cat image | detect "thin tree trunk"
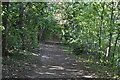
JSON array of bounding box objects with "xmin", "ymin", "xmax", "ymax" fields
[
  {"xmin": 19, "ymin": 3, "xmax": 25, "ymax": 50},
  {"xmin": 108, "ymin": 2, "xmax": 114, "ymax": 60},
  {"xmin": 108, "ymin": 32, "xmax": 113, "ymax": 58},
  {"xmin": 18, "ymin": 3, "xmax": 30, "ymax": 50},
  {"xmin": 112, "ymin": 32, "xmax": 120, "ymax": 65},
  {"xmin": 2, "ymin": 2, "xmax": 9, "ymax": 56},
  {"xmin": 38, "ymin": 27, "xmax": 45, "ymax": 43},
  {"xmin": 18, "ymin": 3, "xmax": 29, "ymax": 50},
  {"xmin": 98, "ymin": 3, "xmax": 104, "ymax": 60},
  {"xmin": 98, "ymin": 26, "xmax": 102, "ymax": 60}
]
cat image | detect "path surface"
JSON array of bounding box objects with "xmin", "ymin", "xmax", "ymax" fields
[
  {"xmin": 3, "ymin": 42, "xmax": 99, "ymax": 78},
  {"xmin": 27, "ymin": 43, "xmax": 97, "ymax": 78}
]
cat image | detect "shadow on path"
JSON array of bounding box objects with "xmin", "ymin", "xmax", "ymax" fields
[
  {"xmin": 3, "ymin": 42, "xmax": 113, "ymax": 79},
  {"xmin": 27, "ymin": 42, "xmax": 97, "ymax": 78}
]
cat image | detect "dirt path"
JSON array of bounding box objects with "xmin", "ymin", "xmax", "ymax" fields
[
  {"xmin": 2, "ymin": 43, "xmax": 117, "ymax": 78},
  {"xmin": 25, "ymin": 43, "xmax": 97, "ymax": 78},
  {"xmin": 3, "ymin": 42, "xmax": 116, "ymax": 79}
]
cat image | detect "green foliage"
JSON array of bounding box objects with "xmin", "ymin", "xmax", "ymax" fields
[
  {"xmin": 72, "ymin": 45, "xmax": 85, "ymax": 55},
  {"xmin": 59, "ymin": 2, "xmax": 120, "ymax": 67},
  {"xmin": 2, "ymin": 2, "xmax": 119, "ymax": 78},
  {"xmin": 0, "ymin": 26, "xmax": 5, "ymax": 30},
  {"xmin": 2, "ymin": 2, "xmax": 120, "ymax": 75},
  {"xmin": 2, "ymin": 2, "xmax": 59, "ymax": 52}
]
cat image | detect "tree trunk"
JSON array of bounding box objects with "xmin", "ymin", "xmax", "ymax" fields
[
  {"xmin": 112, "ymin": 32, "xmax": 120, "ymax": 65},
  {"xmin": 98, "ymin": 3, "xmax": 104, "ymax": 60},
  {"xmin": 108, "ymin": 32, "xmax": 113, "ymax": 58},
  {"xmin": 2, "ymin": 2, "xmax": 10, "ymax": 56},
  {"xmin": 18, "ymin": 3, "xmax": 30, "ymax": 50},
  {"xmin": 38, "ymin": 27, "xmax": 45, "ymax": 43},
  {"xmin": 18, "ymin": 3, "xmax": 25, "ymax": 50},
  {"xmin": 107, "ymin": 2, "xmax": 114, "ymax": 60}
]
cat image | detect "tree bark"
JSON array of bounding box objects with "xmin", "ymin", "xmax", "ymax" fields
[
  {"xmin": 98, "ymin": 3, "xmax": 104, "ymax": 60},
  {"xmin": 18, "ymin": 3, "xmax": 25, "ymax": 50},
  {"xmin": 112, "ymin": 32, "xmax": 120, "ymax": 65},
  {"xmin": 38, "ymin": 27, "xmax": 45, "ymax": 43},
  {"xmin": 108, "ymin": 32, "xmax": 113, "ymax": 58},
  {"xmin": 18, "ymin": 3, "xmax": 29, "ymax": 50},
  {"xmin": 2, "ymin": 2, "xmax": 9, "ymax": 56},
  {"xmin": 108, "ymin": 2, "xmax": 114, "ymax": 60}
]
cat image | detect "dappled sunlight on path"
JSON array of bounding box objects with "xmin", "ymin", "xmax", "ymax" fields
[
  {"xmin": 25, "ymin": 43, "xmax": 98, "ymax": 78},
  {"xmin": 3, "ymin": 43, "xmax": 102, "ymax": 78}
]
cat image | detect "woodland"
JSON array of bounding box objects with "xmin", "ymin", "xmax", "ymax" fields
[{"xmin": 1, "ymin": 2, "xmax": 120, "ymax": 79}]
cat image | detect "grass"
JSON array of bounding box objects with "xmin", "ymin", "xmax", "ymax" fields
[
  {"xmin": 3, "ymin": 50, "xmax": 39, "ymax": 65},
  {"xmin": 63, "ymin": 46, "xmax": 119, "ymax": 79},
  {"xmin": 2, "ymin": 50, "xmax": 40, "ymax": 78},
  {"xmin": 62, "ymin": 46, "xmax": 73, "ymax": 54}
]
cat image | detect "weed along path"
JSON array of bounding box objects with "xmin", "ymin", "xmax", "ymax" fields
[{"xmin": 2, "ymin": 42, "xmax": 117, "ymax": 79}]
